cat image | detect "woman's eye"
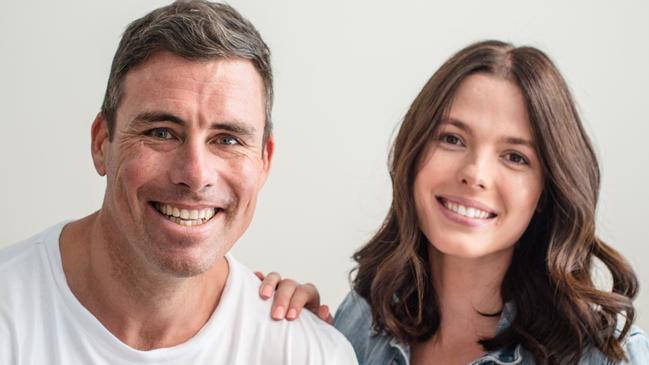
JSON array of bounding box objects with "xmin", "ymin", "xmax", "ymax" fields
[
  {"xmin": 216, "ymin": 136, "xmax": 239, "ymax": 145},
  {"xmin": 147, "ymin": 128, "xmax": 173, "ymax": 140},
  {"xmin": 505, "ymin": 152, "xmax": 529, "ymax": 165},
  {"xmin": 440, "ymin": 133, "xmax": 463, "ymax": 146}
]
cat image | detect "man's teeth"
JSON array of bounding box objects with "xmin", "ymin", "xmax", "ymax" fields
[
  {"xmin": 156, "ymin": 203, "xmax": 217, "ymax": 226},
  {"xmin": 443, "ymin": 201, "xmax": 491, "ymax": 219}
]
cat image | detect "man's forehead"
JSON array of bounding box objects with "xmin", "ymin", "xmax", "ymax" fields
[
  {"xmin": 115, "ymin": 52, "xmax": 266, "ymax": 133},
  {"xmin": 123, "ymin": 51, "xmax": 262, "ymax": 87}
]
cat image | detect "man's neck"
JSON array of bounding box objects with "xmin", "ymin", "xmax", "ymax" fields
[{"xmin": 59, "ymin": 212, "xmax": 229, "ymax": 350}]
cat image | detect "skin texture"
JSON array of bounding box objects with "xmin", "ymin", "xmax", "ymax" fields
[
  {"xmin": 60, "ymin": 52, "xmax": 273, "ymax": 350},
  {"xmin": 409, "ymin": 74, "xmax": 543, "ymax": 364}
]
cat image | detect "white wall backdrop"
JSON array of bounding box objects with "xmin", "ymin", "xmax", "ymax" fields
[{"xmin": 1, "ymin": 0, "xmax": 648, "ymax": 329}]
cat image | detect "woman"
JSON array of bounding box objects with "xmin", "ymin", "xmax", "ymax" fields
[{"xmin": 259, "ymin": 40, "xmax": 649, "ymax": 364}]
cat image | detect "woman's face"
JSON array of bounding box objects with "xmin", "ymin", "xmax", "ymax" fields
[{"xmin": 413, "ymin": 74, "xmax": 544, "ymax": 261}]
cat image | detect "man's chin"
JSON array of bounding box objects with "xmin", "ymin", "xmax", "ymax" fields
[
  {"xmin": 153, "ymin": 253, "xmax": 219, "ymax": 278},
  {"xmin": 145, "ymin": 240, "xmax": 225, "ymax": 278}
]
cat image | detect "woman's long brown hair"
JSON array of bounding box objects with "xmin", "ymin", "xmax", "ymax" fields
[{"xmin": 352, "ymin": 40, "xmax": 638, "ymax": 364}]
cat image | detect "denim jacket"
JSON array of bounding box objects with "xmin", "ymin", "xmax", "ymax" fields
[{"xmin": 334, "ymin": 291, "xmax": 649, "ymax": 365}]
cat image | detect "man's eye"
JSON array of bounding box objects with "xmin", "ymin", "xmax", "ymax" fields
[
  {"xmin": 216, "ymin": 136, "xmax": 239, "ymax": 145},
  {"xmin": 147, "ymin": 128, "xmax": 173, "ymax": 140},
  {"xmin": 505, "ymin": 152, "xmax": 529, "ymax": 165}
]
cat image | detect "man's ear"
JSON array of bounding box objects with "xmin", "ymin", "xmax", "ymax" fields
[
  {"xmin": 91, "ymin": 113, "xmax": 110, "ymax": 176},
  {"xmin": 259, "ymin": 135, "xmax": 274, "ymax": 187}
]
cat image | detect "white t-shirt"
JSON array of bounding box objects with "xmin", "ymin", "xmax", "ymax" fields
[{"xmin": 0, "ymin": 222, "xmax": 358, "ymax": 365}]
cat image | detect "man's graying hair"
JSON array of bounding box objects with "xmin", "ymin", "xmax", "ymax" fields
[{"xmin": 101, "ymin": 0, "xmax": 273, "ymax": 142}]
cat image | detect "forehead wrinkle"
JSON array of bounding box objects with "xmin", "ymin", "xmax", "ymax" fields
[{"xmin": 122, "ymin": 54, "xmax": 265, "ymax": 140}]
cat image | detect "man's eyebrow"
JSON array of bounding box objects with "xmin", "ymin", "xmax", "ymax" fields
[
  {"xmin": 211, "ymin": 121, "xmax": 256, "ymax": 137},
  {"xmin": 440, "ymin": 117, "xmax": 536, "ymax": 149},
  {"xmin": 131, "ymin": 111, "xmax": 256, "ymax": 136},
  {"xmin": 131, "ymin": 111, "xmax": 186, "ymax": 126}
]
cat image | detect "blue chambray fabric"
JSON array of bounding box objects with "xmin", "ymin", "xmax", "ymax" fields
[{"xmin": 334, "ymin": 291, "xmax": 649, "ymax": 365}]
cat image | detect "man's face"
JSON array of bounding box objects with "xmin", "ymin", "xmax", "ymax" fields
[{"xmin": 91, "ymin": 51, "xmax": 272, "ymax": 277}]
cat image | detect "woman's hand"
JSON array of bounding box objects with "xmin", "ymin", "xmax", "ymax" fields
[{"xmin": 255, "ymin": 271, "xmax": 333, "ymax": 323}]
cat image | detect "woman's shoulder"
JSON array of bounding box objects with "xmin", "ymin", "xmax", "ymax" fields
[
  {"xmin": 617, "ymin": 325, "xmax": 649, "ymax": 364},
  {"xmin": 334, "ymin": 291, "xmax": 373, "ymax": 329},
  {"xmin": 333, "ymin": 290, "xmax": 375, "ymax": 357},
  {"xmin": 334, "ymin": 290, "xmax": 408, "ymax": 364},
  {"xmin": 580, "ymin": 325, "xmax": 649, "ymax": 364}
]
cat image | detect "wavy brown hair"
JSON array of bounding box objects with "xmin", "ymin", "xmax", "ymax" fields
[{"xmin": 352, "ymin": 40, "xmax": 638, "ymax": 364}]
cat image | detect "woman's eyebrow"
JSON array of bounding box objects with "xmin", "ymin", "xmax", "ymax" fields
[
  {"xmin": 442, "ymin": 117, "xmax": 536, "ymax": 149},
  {"xmin": 440, "ymin": 117, "xmax": 472, "ymax": 134},
  {"xmin": 501, "ymin": 136, "xmax": 536, "ymax": 149}
]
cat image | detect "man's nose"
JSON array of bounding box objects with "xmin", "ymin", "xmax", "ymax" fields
[
  {"xmin": 170, "ymin": 140, "xmax": 216, "ymax": 192},
  {"xmin": 457, "ymin": 151, "xmax": 491, "ymax": 190}
]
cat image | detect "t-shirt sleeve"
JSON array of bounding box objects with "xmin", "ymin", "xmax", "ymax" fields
[
  {"xmin": 291, "ymin": 312, "xmax": 359, "ymax": 365},
  {"xmin": 328, "ymin": 336, "xmax": 359, "ymax": 365},
  {"xmin": 0, "ymin": 314, "xmax": 15, "ymax": 364}
]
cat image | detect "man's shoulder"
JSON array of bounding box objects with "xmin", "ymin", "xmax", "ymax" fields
[
  {"xmin": 0, "ymin": 223, "xmax": 64, "ymax": 352},
  {"xmin": 224, "ymin": 256, "xmax": 358, "ymax": 364},
  {"xmin": 1, "ymin": 221, "xmax": 67, "ymax": 261},
  {"xmin": 0, "ymin": 226, "xmax": 53, "ymax": 275},
  {"xmin": 0, "ymin": 224, "xmax": 65, "ymax": 311},
  {"xmin": 1, "ymin": 234, "xmax": 39, "ymax": 262},
  {"xmin": 227, "ymin": 256, "xmax": 352, "ymax": 341}
]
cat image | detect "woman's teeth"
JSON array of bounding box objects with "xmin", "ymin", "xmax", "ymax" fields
[
  {"xmin": 155, "ymin": 203, "xmax": 217, "ymax": 226},
  {"xmin": 443, "ymin": 200, "xmax": 492, "ymax": 219}
]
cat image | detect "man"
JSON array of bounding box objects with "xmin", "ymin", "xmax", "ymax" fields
[{"xmin": 0, "ymin": 1, "xmax": 357, "ymax": 363}]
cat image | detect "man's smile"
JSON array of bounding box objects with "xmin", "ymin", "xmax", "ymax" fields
[{"xmin": 151, "ymin": 202, "xmax": 223, "ymax": 227}]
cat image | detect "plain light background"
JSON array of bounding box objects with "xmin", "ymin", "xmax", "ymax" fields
[{"xmin": 1, "ymin": 0, "xmax": 648, "ymax": 329}]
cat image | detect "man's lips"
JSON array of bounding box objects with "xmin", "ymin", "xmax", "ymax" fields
[{"xmin": 150, "ymin": 202, "xmax": 223, "ymax": 227}]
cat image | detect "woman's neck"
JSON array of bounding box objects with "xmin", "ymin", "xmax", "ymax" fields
[
  {"xmin": 429, "ymin": 246, "xmax": 513, "ymax": 323},
  {"xmin": 409, "ymin": 245, "xmax": 514, "ymax": 365}
]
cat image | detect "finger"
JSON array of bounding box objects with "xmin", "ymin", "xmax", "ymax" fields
[
  {"xmin": 270, "ymin": 278, "xmax": 298, "ymax": 320},
  {"xmin": 286, "ymin": 283, "xmax": 320, "ymax": 321},
  {"xmin": 259, "ymin": 272, "xmax": 282, "ymax": 299},
  {"xmin": 254, "ymin": 271, "xmax": 265, "ymax": 281},
  {"xmin": 318, "ymin": 305, "xmax": 334, "ymax": 325}
]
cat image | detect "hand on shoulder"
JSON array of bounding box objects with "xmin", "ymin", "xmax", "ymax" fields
[{"xmin": 255, "ymin": 271, "xmax": 332, "ymax": 323}]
